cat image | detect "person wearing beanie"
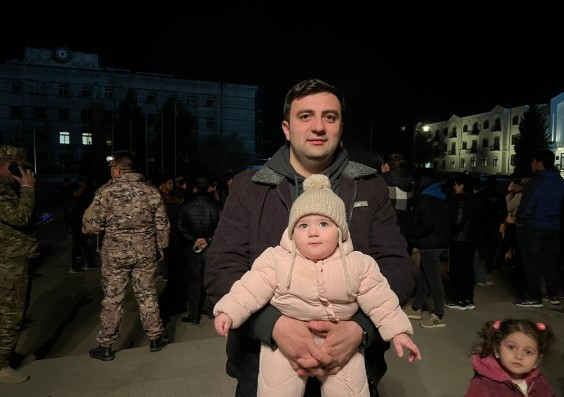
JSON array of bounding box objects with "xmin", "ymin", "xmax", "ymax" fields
[
  {"xmin": 206, "ymin": 78, "xmax": 415, "ymax": 397},
  {"xmin": 213, "ymin": 174, "xmax": 420, "ymax": 397}
]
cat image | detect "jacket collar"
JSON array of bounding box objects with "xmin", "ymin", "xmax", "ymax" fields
[
  {"xmin": 472, "ymin": 354, "xmax": 542, "ymax": 386},
  {"xmin": 252, "ymin": 161, "xmax": 376, "ymax": 186}
]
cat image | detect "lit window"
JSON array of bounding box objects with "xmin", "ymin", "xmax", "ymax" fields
[
  {"xmin": 59, "ymin": 131, "xmax": 70, "ymax": 144},
  {"xmin": 82, "ymin": 132, "xmax": 93, "ymax": 145},
  {"xmin": 106, "ymin": 140, "xmax": 112, "ymax": 147}
]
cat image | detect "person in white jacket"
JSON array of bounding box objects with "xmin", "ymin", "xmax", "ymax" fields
[{"xmin": 214, "ymin": 174, "xmax": 421, "ymax": 397}]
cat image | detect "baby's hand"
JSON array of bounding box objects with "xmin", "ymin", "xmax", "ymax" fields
[
  {"xmin": 214, "ymin": 313, "xmax": 233, "ymax": 337},
  {"xmin": 392, "ymin": 333, "xmax": 422, "ymax": 363}
]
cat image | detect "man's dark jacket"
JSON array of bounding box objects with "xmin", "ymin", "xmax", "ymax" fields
[{"xmin": 204, "ymin": 147, "xmax": 414, "ymax": 394}]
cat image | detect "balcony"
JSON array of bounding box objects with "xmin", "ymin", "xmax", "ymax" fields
[{"xmin": 470, "ymin": 128, "xmax": 480, "ymax": 135}]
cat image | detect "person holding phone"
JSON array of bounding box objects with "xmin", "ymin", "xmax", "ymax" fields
[{"xmin": 0, "ymin": 145, "xmax": 37, "ymax": 384}]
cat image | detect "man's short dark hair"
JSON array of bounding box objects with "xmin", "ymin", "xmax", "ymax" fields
[
  {"xmin": 111, "ymin": 150, "xmax": 136, "ymax": 171},
  {"xmin": 283, "ymin": 78, "xmax": 345, "ymax": 122},
  {"xmin": 533, "ymin": 149, "xmax": 555, "ymax": 169},
  {"xmin": 485, "ymin": 176, "xmax": 497, "ymax": 190},
  {"xmin": 196, "ymin": 176, "xmax": 211, "ymax": 192},
  {"xmin": 383, "ymin": 153, "xmax": 406, "ymax": 170}
]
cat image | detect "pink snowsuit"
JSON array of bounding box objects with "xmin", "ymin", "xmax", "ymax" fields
[{"xmin": 214, "ymin": 229, "xmax": 413, "ymax": 397}]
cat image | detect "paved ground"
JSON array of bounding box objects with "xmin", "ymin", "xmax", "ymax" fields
[{"xmin": 2, "ymin": 211, "xmax": 563, "ymax": 396}]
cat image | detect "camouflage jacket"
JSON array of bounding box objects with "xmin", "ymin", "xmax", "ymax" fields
[
  {"xmin": 82, "ymin": 173, "xmax": 170, "ymax": 253},
  {"xmin": 0, "ymin": 174, "xmax": 38, "ymax": 262}
]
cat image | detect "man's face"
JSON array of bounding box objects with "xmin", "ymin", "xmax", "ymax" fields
[
  {"xmin": 282, "ymin": 92, "xmax": 343, "ymax": 174},
  {"xmin": 0, "ymin": 161, "xmax": 11, "ymax": 178},
  {"xmin": 531, "ymin": 159, "xmax": 543, "ymax": 173},
  {"xmin": 109, "ymin": 161, "xmax": 121, "ymax": 178},
  {"xmin": 161, "ymin": 180, "xmax": 174, "ymax": 193}
]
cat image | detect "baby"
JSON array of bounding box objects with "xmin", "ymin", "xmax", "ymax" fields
[{"xmin": 214, "ymin": 174, "xmax": 421, "ymax": 397}]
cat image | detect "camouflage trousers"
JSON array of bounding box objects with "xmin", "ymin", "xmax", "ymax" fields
[
  {"xmin": 97, "ymin": 257, "xmax": 163, "ymax": 346},
  {"xmin": 0, "ymin": 261, "xmax": 28, "ymax": 369}
]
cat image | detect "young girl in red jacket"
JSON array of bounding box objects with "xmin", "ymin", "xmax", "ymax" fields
[{"xmin": 466, "ymin": 318, "xmax": 555, "ymax": 396}]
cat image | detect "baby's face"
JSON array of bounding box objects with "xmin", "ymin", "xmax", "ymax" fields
[{"xmin": 293, "ymin": 214, "xmax": 339, "ymax": 261}]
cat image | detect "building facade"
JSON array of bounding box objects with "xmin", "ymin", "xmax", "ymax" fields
[
  {"xmin": 0, "ymin": 47, "xmax": 261, "ymax": 179},
  {"xmin": 549, "ymin": 91, "xmax": 564, "ymax": 171},
  {"xmin": 423, "ymin": 104, "xmax": 549, "ymax": 175}
]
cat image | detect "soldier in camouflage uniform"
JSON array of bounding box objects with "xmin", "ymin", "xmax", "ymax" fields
[
  {"xmin": 82, "ymin": 151, "xmax": 170, "ymax": 361},
  {"xmin": 0, "ymin": 145, "xmax": 37, "ymax": 384}
]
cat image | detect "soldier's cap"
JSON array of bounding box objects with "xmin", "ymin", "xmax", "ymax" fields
[{"xmin": 0, "ymin": 145, "xmax": 33, "ymax": 167}]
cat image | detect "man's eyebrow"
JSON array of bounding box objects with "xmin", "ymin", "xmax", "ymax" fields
[
  {"xmin": 294, "ymin": 109, "xmax": 340, "ymax": 116},
  {"xmin": 322, "ymin": 109, "xmax": 340, "ymax": 117}
]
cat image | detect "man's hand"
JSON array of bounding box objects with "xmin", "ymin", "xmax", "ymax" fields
[
  {"xmin": 13, "ymin": 167, "xmax": 35, "ymax": 188},
  {"xmin": 157, "ymin": 249, "xmax": 165, "ymax": 262},
  {"xmin": 309, "ymin": 320, "xmax": 363, "ymax": 375},
  {"xmin": 272, "ymin": 316, "xmax": 330, "ymax": 377},
  {"xmin": 392, "ymin": 333, "xmax": 422, "ymax": 363},
  {"xmin": 195, "ymin": 238, "xmax": 208, "ymax": 250}
]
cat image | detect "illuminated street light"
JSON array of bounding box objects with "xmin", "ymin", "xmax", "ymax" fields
[{"xmin": 413, "ymin": 122, "xmax": 430, "ymax": 167}]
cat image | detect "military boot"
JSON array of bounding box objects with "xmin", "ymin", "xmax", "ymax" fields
[
  {"xmin": 0, "ymin": 366, "xmax": 29, "ymax": 384},
  {"xmin": 89, "ymin": 345, "xmax": 115, "ymax": 361},
  {"xmin": 149, "ymin": 337, "xmax": 168, "ymax": 352}
]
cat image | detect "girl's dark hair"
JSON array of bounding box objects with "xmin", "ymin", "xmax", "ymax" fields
[
  {"xmin": 472, "ymin": 319, "xmax": 555, "ymax": 358},
  {"xmin": 283, "ymin": 79, "xmax": 345, "ymax": 122}
]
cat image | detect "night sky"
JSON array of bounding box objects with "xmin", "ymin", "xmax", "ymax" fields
[{"xmin": 3, "ymin": 7, "xmax": 563, "ymax": 156}]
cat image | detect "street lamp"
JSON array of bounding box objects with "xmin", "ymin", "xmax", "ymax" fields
[{"xmin": 413, "ymin": 122, "xmax": 430, "ymax": 167}]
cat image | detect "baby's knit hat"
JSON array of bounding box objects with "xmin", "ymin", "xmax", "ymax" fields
[
  {"xmin": 286, "ymin": 174, "xmax": 352, "ymax": 294},
  {"xmin": 288, "ymin": 174, "xmax": 348, "ymax": 241}
]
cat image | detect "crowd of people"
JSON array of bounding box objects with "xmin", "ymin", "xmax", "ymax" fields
[{"xmin": 1, "ymin": 78, "xmax": 562, "ymax": 396}]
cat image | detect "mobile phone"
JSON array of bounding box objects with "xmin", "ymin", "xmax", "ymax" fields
[
  {"xmin": 8, "ymin": 161, "xmax": 22, "ymax": 177},
  {"xmin": 35, "ymin": 213, "xmax": 54, "ymax": 226}
]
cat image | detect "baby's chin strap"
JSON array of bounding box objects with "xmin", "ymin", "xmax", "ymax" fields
[
  {"xmin": 286, "ymin": 238, "xmax": 297, "ymax": 289},
  {"xmin": 339, "ymin": 229, "xmax": 352, "ymax": 295}
]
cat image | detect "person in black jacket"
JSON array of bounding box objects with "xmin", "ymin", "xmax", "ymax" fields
[
  {"xmin": 405, "ymin": 170, "xmax": 450, "ymax": 328},
  {"xmin": 63, "ymin": 182, "xmax": 92, "ymax": 273},
  {"xmin": 177, "ymin": 176, "xmax": 221, "ymax": 324},
  {"xmin": 446, "ymin": 174, "xmax": 481, "ymax": 311},
  {"xmin": 381, "ymin": 153, "xmax": 414, "ymax": 252},
  {"xmin": 475, "ymin": 176, "xmax": 506, "ymax": 272}
]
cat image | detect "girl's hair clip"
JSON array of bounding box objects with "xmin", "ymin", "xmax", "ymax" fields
[
  {"xmin": 536, "ymin": 322, "xmax": 546, "ymax": 331},
  {"xmin": 492, "ymin": 320, "xmax": 501, "ymax": 329}
]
